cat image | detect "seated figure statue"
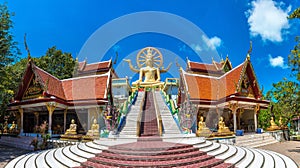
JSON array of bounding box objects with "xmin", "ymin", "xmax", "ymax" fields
[
  {"xmin": 267, "ymin": 117, "xmax": 280, "ymax": 131},
  {"xmin": 218, "ymin": 117, "xmax": 231, "ymax": 133},
  {"xmin": 86, "ymin": 119, "xmax": 100, "ymax": 137},
  {"xmin": 9, "ymin": 121, "xmax": 16, "ymax": 131},
  {"xmin": 3, "ymin": 120, "xmax": 8, "ymax": 133},
  {"xmin": 65, "ymin": 119, "xmax": 77, "ymax": 135},
  {"xmin": 198, "ymin": 116, "xmax": 206, "ymax": 131},
  {"xmin": 196, "ymin": 116, "xmax": 211, "ymax": 137}
]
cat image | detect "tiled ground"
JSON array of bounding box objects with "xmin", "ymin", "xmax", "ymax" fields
[{"xmin": 0, "ymin": 144, "xmax": 30, "ymax": 168}]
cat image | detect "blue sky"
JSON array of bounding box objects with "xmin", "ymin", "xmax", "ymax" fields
[{"xmin": 3, "ymin": 0, "xmax": 300, "ymax": 93}]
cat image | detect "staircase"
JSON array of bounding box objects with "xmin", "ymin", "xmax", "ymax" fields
[
  {"xmin": 235, "ymin": 132, "xmax": 278, "ymax": 148},
  {"xmin": 119, "ymin": 92, "xmax": 145, "ymax": 137},
  {"xmin": 154, "ymin": 91, "xmax": 181, "ymax": 136},
  {"xmin": 140, "ymin": 91, "xmax": 159, "ymax": 137},
  {"xmin": 80, "ymin": 138, "xmax": 233, "ymax": 168},
  {"xmin": 5, "ymin": 136, "xmax": 298, "ymax": 168}
]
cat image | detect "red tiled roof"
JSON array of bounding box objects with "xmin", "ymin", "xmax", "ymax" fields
[
  {"xmin": 184, "ymin": 61, "xmax": 245, "ymax": 101},
  {"xmin": 32, "ymin": 65, "xmax": 66, "ymax": 100},
  {"xmin": 13, "ymin": 61, "xmax": 110, "ymax": 105},
  {"xmin": 79, "ymin": 61, "xmax": 111, "ymax": 72},
  {"xmin": 62, "ymin": 75, "xmax": 108, "ymax": 101},
  {"xmin": 189, "ymin": 62, "xmax": 219, "ymax": 72}
]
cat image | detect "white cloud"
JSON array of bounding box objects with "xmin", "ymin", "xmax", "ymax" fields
[
  {"xmin": 191, "ymin": 44, "xmax": 202, "ymax": 52},
  {"xmin": 246, "ymin": 0, "xmax": 291, "ymax": 42},
  {"xmin": 190, "ymin": 36, "xmax": 222, "ymax": 53},
  {"xmin": 269, "ymin": 55, "xmax": 288, "ymax": 69}
]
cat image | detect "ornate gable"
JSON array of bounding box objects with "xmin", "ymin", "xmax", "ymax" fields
[
  {"xmin": 22, "ymin": 74, "xmax": 44, "ymax": 100},
  {"xmin": 237, "ymin": 60, "xmax": 261, "ymax": 99}
]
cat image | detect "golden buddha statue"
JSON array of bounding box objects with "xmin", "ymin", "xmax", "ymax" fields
[
  {"xmin": 86, "ymin": 119, "xmax": 100, "ymax": 137},
  {"xmin": 218, "ymin": 117, "xmax": 231, "ymax": 133},
  {"xmin": 267, "ymin": 117, "xmax": 280, "ymax": 131},
  {"xmin": 196, "ymin": 116, "xmax": 212, "ymax": 137},
  {"xmin": 65, "ymin": 119, "xmax": 77, "ymax": 135},
  {"xmin": 9, "ymin": 121, "xmax": 16, "ymax": 131},
  {"xmin": 124, "ymin": 47, "xmax": 171, "ymax": 89},
  {"xmin": 278, "ymin": 116, "xmax": 283, "ymax": 127}
]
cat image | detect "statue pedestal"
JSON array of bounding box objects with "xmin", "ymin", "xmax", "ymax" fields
[
  {"xmin": 196, "ymin": 128, "xmax": 212, "ymax": 137},
  {"xmin": 132, "ymin": 82, "xmax": 164, "ymax": 92},
  {"xmin": 60, "ymin": 134, "xmax": 82, "ymax": 141}
]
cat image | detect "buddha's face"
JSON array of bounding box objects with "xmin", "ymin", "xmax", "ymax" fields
[
  {"xmin": 93, "ymin": 119, "xmax": 97, "ymax": 124},
  {"xmin": 71, "ymin": 119, "xmax": 75, "ymax": 124}
]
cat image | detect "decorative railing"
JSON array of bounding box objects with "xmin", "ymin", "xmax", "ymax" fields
[
  {"xmin": 116, "ymin": 91, "xmax": 138, "ymax": 133},
  {"xmin": 152, "ymin": 91, "xmax": 163, "ymax": 136},
  {"xmin": 136, "ymin": 91, "xmax": 146, "ymax": 137},
  {"xmin": 161, "ymin": 91, "xmax": 178, "ymax": 115}
]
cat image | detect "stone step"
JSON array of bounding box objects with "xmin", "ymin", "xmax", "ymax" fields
[
  {"xmin": 85, "ymin": 154, "xmax": 215, "ymax": 167},
  {"xmin": 97, "ymin": 150, "xmax": 206, "ymax": 161},
  {"xmin": 224, "ymin": 146, "xmax": 246, "ymax": 164},
  {"xmin": 45, "ymin": 148, "xmax": 67, "ymax": 167}
]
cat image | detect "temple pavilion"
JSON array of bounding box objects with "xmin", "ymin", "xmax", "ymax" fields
[
  {"xmin": 178, "ymin": 54, "xmax": 270, "ymax": 133},
  {"xmin": 7, "ymin": 59, "xmax": 117, "ymax": 135}
]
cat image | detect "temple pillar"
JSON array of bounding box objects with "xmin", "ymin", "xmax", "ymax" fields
[
  {"xmin": 238, "ymin": 108, "xmax": 244, "ymax": 130},
  {"xmin": 46, "ymin": 102, "xmax": 57, "ymax": 135},
  {"xmin": 229, "ymin": 102, "xmax": 239, "ymax": 133},
  {"xmin": 254, "ymin": 104, "xmax": 260, "ymax": 132},
  {"xmin": 33, "ymin": 112, "xmax": 39, "ymax": 126},
  {"xmin": 18, "ymin": 107, "xmax": 24, "ymax": 134},
  {"xmin": 63, "ymin": 108, "xmax": 68, "ymax": 133}
]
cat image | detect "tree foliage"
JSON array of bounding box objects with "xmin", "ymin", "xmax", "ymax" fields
[
  {"xmin": 35, "ymin": 46, "xmax": 76, "ymax": 80},
  {"xmin": 265, "ymin": 79, "xmax": 299, "ymax": 125},
  {"xmin": 288, "ymin": 7, "xmax": 300, "ymax": 19},
  {"xmin": 0, "ymin": 3, "xmax": 19, "ymax": 122}
]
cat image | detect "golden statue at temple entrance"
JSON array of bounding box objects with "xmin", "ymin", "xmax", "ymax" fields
[
  {"xmin": 65, "ymin": 119, "xmax": 77, "ymax": 135},
  {"xmin": 124, "ymin": 47, "xmax": 171, "ymax": 89},
  {"xmin": 266, "ymin": 117, "xmax": 280, "ymax": 131},
  {"xmin": 196, "ymin": 116, "xmax": 212, "ymax": 137},
  {"xmin": 212, "ymin": 116, "xmax": 233, "ymax": 137},
  {"xmin": 86, "ymin": 119, "xmax": 100, "ymax": 137}
]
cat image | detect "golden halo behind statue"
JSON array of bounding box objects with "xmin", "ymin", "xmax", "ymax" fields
[{"xmin": 136, "ymin": 47, "xmax": 163, "ymax": 68}]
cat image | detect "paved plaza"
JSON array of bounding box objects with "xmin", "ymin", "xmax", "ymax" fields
[
  {"xmin": 0, "ymin": 144, "xmax": 30, "ymax": 168},
  {"xmin": 0, "ymin": 140, "xmax": 299, "ymax": 168}
]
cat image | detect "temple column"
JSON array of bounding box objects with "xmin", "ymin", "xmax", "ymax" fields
[
  {"xmin": 229, "ymin": 102, "xmax": 239, "ymax": 133},
  {"xmin": 254, "ymin": 104, "xmax": 260, "ymax": 132},
  {"xmin": 238, "ymin": 108, "xmax": 244, "ymax": 130},
  {"xmin": 34, "ymin": 112, "xmax": 39, "ymax": 126},
  {"xmin": 63, "ymin": 108, "xmax": 68, "ymax": 133},
  {"xmin": 46, "ymin": 102, "xmax": 57, "ymax": 135},
  {"xmin": 18, "ymin": 107, "xmax": 24, "ymax": 134}
]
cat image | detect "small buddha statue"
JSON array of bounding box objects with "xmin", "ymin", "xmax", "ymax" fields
[
  {"xmin": 9, "ymin": 121, "xmax": 16, "ymax": 131},
  {"xmin": 278, "ymin": 117, "xmax": 283, "ymax": 127},
  {"xmin": 3, "ymin": 120, "xmax": 8, "ymax": 133},
  {"xmin": 218, "ymin": 117, "xmax": 230, "ymax": 133},
  {"xmin": 267, "ymin": 117, "xmax": 280, "ymax": 131},
  {"xmin": 198, "ymin": 116, "xmax": 206, "ymax": 131},
  {"xmin": 196, "ymin": 116, "xmax": 212, "ymax": 137},
  {"xmin": 87, "ymin": 119, "xmax": 100, "ymax": 137},
  {"xmin": 65, "ymin": 119, "xmax": 77, "ymax": 135}
]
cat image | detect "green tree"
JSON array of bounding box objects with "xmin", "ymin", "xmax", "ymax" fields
[
  {"xmin": 0, "ymin": 3, "xmax": 19, "ymax": 123},
  {"xmin": 35, "ymin": 46, "xmax": 76, "ymax": 80},
  {"xmin": 265, "ymin": 79, "xmax": 299, "ymax": 126},
  {"xmin": 288, "ymin": 7, "xmax": 300, "ymax": 80}
]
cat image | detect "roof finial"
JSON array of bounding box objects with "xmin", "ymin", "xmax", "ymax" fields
[
  {"xmin": 24, "ymin": 33, "xmax": 31, "ymax": 61},
  {"xmin": 247, "ymin": 41, "xmax": 252, "ymax": 60}
]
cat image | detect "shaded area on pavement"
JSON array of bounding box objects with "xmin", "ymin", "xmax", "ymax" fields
[{"xmin": 0, "ymin": 144, "xmax": 30, "ymax": 168}]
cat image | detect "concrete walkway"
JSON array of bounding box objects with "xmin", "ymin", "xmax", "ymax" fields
[
  {"xmin": 0, "ymin": 144, "xmax": 30, "ymax": 168},
  {"xmin": 258, "ymin": 141, "xmax": 300, "ymax": 167}
]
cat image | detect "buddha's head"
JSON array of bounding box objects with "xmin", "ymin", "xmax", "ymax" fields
[
  {"xmin": 145, "ymin": 48, "xmax": 154, "ymax": 67},
  {"xmin": 200, "ymin": 116, "xmax": 204, "ymax": 121},
  {"xmin": 93, "ymin": 119, "xmax": 97, "ymax": 124},
  {"xmin": 71, "ymin": 119, "xmax": 75, "ymax": 124}
]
